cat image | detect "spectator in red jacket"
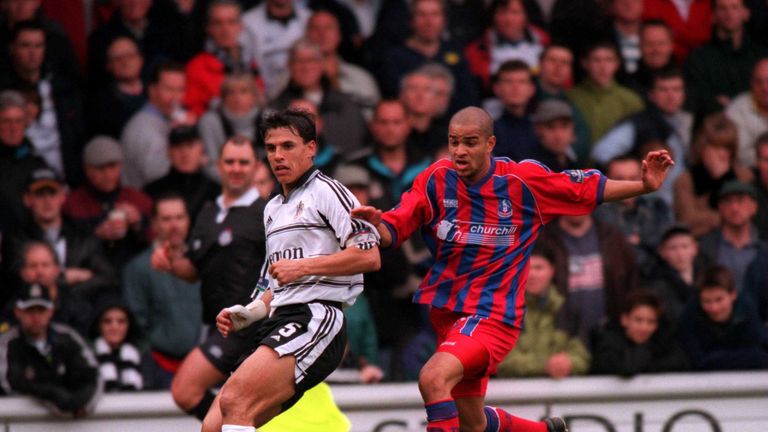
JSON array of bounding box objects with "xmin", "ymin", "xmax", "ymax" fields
[
  {"xmin": 642, "ymin": 0, "xmax": 712, "ymax": 62},
  {"xmin": 184, "ymin": 0, "xmax": 261, "ymax": 117}
]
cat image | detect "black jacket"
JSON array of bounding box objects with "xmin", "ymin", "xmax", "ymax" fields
[{"xmin": 0, "ymin": 322, "xmax": 101, "ymax": 413}]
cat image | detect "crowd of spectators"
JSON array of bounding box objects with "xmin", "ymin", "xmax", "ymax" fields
[{"xmin": 0, "ymin": 0, "xmax": 767, "ymax": 417}]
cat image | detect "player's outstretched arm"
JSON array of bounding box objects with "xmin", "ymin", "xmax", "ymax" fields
[
  {"xmin": 603, "ymin": 150, "xmax": 675, "ymax": 202},
  {"xmin": 269, "ymin": 244, "xmax": 381, "ymax": 286},
  {"xmin": 351, "ymin": 206, "xmax": 392, "ymax": 247}
]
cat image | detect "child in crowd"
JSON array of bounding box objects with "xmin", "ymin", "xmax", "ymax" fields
[
  {"xmin": 677, "ymin": 266, "xmax": 768, "ymax": 371},
  {"xmin": 496, "ymin": 245, "xmax": 590, "ymax": 378},
  {"xmin": 90, "ymin": 303, "xmax": 143, "ymax": 392},
  {"xmin": 592, "ymin": 290, "xmax": 688, "ymax": 376}
]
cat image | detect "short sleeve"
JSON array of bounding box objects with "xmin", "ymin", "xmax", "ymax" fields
[
  {"xmin": 381, "ymin": 166, "xmax": 434, "ymax": 249},
  {"xmin": 516, "ymin": 160, "xmax": 607, "ymax": 224},
  {"xmin": 316, "ymin": 179, "xmax": 381, "ymax": 249}
]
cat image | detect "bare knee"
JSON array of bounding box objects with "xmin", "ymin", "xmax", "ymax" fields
[
  {"xmin": 419, "ymin": 366, "xmax": 451, "ymax": 400},
  {"xmin": 171, "ymin": 370, "xmax": 204, "ymax": 411}
]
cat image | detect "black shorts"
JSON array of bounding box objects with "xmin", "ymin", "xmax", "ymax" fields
[
  {"xmin": 252, "ymin": 301, "xmax": 347, "ymax": 410},
  {"xmin": 200, "ymin": 322, "xmax": 262, "ymax": 374}
]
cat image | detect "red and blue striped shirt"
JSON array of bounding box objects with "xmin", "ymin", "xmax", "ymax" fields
[{"xmin": 381, "ymin": 157, "xmax": 606, "ymax": 328}]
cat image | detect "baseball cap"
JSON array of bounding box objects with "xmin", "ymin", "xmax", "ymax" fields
[
  {"xmin": 532, "ymin": 100, "xmax": 573, "ymax": 124},
  {"xmin": 83, "ymin": 135, "xmax": 123, "ymax": 166},
  {"xmin": 169, "ymin": 125, "xmax": 201, "ymax": 147},
  {"xmin": 16, "ymin": 283, "xmax": 53, "ymax": 310},
  {"xmin": 26, "ymin": 167, "xmax": 63, "ymax": 193},
  {"xmin": 334, "ymin": 165, "xmax": 370, "ymax": 188},
  {"xmin": 717, "ymin": 180, "xmax": 757, "ymax": 201}
]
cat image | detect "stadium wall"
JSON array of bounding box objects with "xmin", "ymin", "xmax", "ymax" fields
[{"xmin": 0, "ymin": 371, "xmax": 766, "ymax": 432}]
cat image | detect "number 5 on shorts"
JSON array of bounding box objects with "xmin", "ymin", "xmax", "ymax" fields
[{"xmin": 279, "ymin": 322, "xmax": 302, "ymax": 337}]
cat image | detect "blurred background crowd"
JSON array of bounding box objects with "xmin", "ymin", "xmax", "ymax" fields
[{"xmin": 0, "ymin": 0, "xmax": 767, "ymax": 417}]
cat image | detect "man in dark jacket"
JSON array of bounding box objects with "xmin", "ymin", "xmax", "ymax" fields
[
  {"xmin": 4, "ymin": 167, "xmax": 117, "ymax": 300},
  {"xmin": 0, "ymin": 282, "xmax": 102, "ymax": 416}
]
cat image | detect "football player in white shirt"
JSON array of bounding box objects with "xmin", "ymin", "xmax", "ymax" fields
[{"xmin": 206, "ymin": 109, "xmax": 380, "ymax": 432}]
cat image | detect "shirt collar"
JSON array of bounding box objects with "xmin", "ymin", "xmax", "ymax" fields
[
  {"xmin": 216, "ymin": 187, "xmax": 260, "ymax": 210},
  {"xmin": 280, "ymin": 167, "xmax": 319, "ymax": 203}
]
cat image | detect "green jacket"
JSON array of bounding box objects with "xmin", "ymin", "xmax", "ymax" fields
[
  {"xmin": 496, "ymin": 287, "xmax": 590, "ymax": 377},
  {"xmin": 568, "ymin": 79, "xmax": 644, "ymax": 143}
]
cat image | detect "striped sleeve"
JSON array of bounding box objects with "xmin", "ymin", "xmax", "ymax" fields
[{"xmin": 316, "ymin": 174, "xmax": 380, "ymax": 249}]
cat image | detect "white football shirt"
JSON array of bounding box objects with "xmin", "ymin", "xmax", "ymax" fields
[{"xmin": 259, "ymin": 169, "xmax": 379, "ymax": 307}]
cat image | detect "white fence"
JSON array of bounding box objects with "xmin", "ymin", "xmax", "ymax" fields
[{"xmin": 1, "ymin": 371, "xmax": 767, "ymax": 431}]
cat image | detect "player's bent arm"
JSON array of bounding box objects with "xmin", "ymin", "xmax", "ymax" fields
[
  {"xmin": 351, "ymin": 206, "xmax": 392, "ymax": 248},
  {"xmin": 603, "ymin": 150, "xmax": 674, "ymax": 202},
  {"xmin": 301, "ymin": 245, "xmax": 381, "ymax": 276}
]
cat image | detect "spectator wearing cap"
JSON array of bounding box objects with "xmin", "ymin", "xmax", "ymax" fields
[
  {"xmin": 0, "ymin": 282, "xmax": 102, "ymax": 417},
  {"xmin": 1, "ymin": 20, "xmax": 85, "ymax": 185},
  {"xmin": 673, "ymin": 113, "xmax": 753, "ymax": 237},
  {"xmin": 8, "ymin": 240, "xmax": 102, "ymax": 337},
  {"xmin": 592, "ymin": 69, "xmax": 691, "ymax": 206},
  {"xmin": 697, "ymin": 180, "xmax": 768, "ymax": 294},
  {"xmin": 120, "ymin": 61, "xmax": 192, "ymax": 188},
  {"xmin": 63, "ymin": 136, "xmax": 152, "ymax": 269},
  {"xmin": 533, "ymin": 45, "xmax": 592, "ymax": 163},
  {"xmin": 3, "ymin": 167, "xmax": 117, "ymax": 307},
  {"xmin": 0, "ymin": 89, "xmax": 47, "ymax": 231},
  {"xmin": 530, "ymin": 99, "xmax": 578, "ymax": 172},
  {"xmin": 88, "ymin": 37, "xmax": 147, "ymax": 140},
  {"xmin": 143, "ymin": 126, "xmax": 219, "ymax": 221}
]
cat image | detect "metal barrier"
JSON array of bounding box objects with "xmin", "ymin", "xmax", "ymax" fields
[{"xmin": 1, "ymin": 371, "xmax": 767, "ymax": 431}]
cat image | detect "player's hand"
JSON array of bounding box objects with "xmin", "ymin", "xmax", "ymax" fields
[
  {"xmin": 641, "ymin": 150, "xmax": 674, "ymax": 193},
  {"xmin": 351, "ymin": 206, "xmax": 382, "ymax": 226},
  {"xmin": 545, "ymin": 352, "xmax": 573, "ymax": 379},
  {"xmin": 360, "ymin": 364, "xmax": 384, "ymax": 383},
  {"xmin": 216, "ymin": 308, "xmax": 236, "ymax": 338},
  {"xmin": 151, "ymin": 242, "xmax": 173, "ymax": 272},
  {"xmin": 227, "ymin": 299, "xmax": 268, "ymax": 331},
  {"xmin": 269, "ymin": 260, "xmax": 307, "ymax": 285}
]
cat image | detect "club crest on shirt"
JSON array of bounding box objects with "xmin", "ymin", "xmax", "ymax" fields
[
  {"xmin": 565, "ymin": 169, "xmax": 585, "ymax": 183},
  {"xmin": 218, "ymin": 228, "xmax": 233, "ymax": 246},
  {"xmin": 498, "ymin": 199, "xmax": 513, "ymax": 218},
  {"xmin": 294, "ymin": 201, "xmax": 304, "ymax": 219}
]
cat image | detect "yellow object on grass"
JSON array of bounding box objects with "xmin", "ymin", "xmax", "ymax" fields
[{"xmin": 259, "ymin": 383, "xmax": 350, "ymax": 432}]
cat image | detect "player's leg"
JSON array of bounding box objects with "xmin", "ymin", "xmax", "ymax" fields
[
  {"xmin": 419, "ymin": 351, "xmax": 466, "ymax": 430},
  {"xmin": 201, "ymin": 391, "xmax": 224, "ymax": 432},
  {"xmin": 218, "ymin": 345, "xmax": 296, "ymax": 428},
  {"xmin": 171, "ymin": 347, "xmax": 226, "ymax": 419}
]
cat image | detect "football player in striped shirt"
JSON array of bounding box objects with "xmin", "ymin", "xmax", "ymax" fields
[
  {"xmin": 353, "ymin": 106, "xmax": 674, "ymax": 432},
  {"xmin": 208, "ymin": 109, "xmax": 381, "ymax": 432}
]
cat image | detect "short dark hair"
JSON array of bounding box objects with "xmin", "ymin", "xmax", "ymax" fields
[
  {"xmin": 583, "ymin": 40, "xmax": 619, "ymax": 59},
  {"xmin": 492, "ymin": 59, "xmax": 531, "ymax": 84},
  {"xmin": 539, "ymin": 44, "xmax": 572, "ymax": 62},
  {"xmin": 148, "ymin": 60, "xmax": 185, "ymax": 86},
  {"xmin": 697, "ymin": 265, "xmax": 736, "ymax": 293},
  {"xmin": 207, "ymin": 0, "xmax": 242, "ymax": 23},
  {"xmin": 10, "ymin": 20, "xmax": 45, "ymax": 44},
  {"xmin": 651, "ymin": 68, "xmax": 684, "ymax": 89},
  {"xmin": 621, "ymin": 290, "xmax": 662, "ymax": 316},
  {"xmin": 660, "ymin": 225, "xmax": 695, "ymax": 245},
  {"xmin": 641, "ymin": 18, "xmax": 674, "ymax": 38},
  {"xmin": 531, "ymin": 242, "xmax": 556, "ymax": 266},
  {"xmin": 260, "ymin": 109, "xmax": 317, "ymax": 144},
  {"xmin": 151, "ymin": 192, "xmax": 188, "ymax": 218}
]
